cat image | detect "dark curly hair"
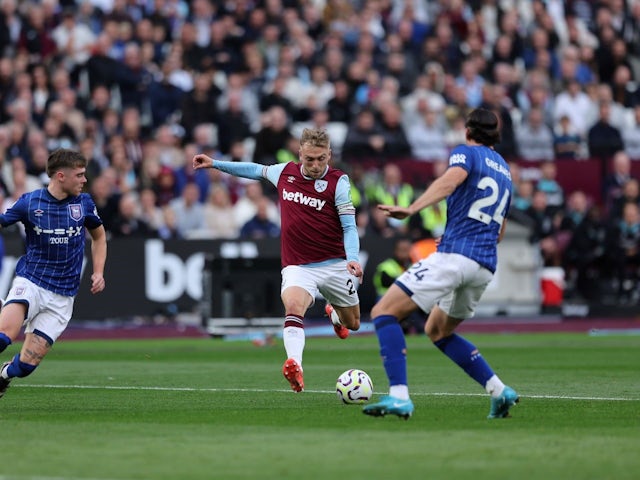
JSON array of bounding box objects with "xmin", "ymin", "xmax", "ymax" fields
[{"xmin": 465, "ymin": 108, "xmax": 501, "ymax": 147}]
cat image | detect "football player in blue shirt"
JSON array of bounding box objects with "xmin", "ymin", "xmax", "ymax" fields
[
  {"xmin": 0, "ymin": 149, "xmax": 107, "ymax": 398},
  {"xmin": 363, "ymin": 108, "xmax": 519, "ymax": 419}
]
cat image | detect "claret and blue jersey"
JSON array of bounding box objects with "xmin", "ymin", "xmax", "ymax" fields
[
  {"xmin": 437, "ymin": 144, "xmax": 512, "ymax": 273},
  {"xmin": 0, "ymin": 189, "xmax": 102, "ymax": 296}
]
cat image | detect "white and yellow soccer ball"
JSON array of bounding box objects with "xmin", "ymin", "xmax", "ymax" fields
[{"xmin": 335, "ymin": 369, "xmax": 374, "ymax": 404}]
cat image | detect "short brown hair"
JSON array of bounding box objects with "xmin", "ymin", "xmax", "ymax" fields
[
  {"xmin": 300, "ymin": 128, "xmax": 330, "ymax": 149},
  {"xmin": 46, "ymin": 149, "xmax": 88, "ymax": 177}
]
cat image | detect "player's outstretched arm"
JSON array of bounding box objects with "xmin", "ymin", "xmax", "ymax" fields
[
  {"xmin": 379, "ymin": 166, "xmax": 468, "ymax": 219},
  {"xmin": 88, "ymin": 225, "xmax": 107, "ymax": 294},
  {"xmin": 193, "ymin": 154, "xmax": 214, "ymax": 170}
]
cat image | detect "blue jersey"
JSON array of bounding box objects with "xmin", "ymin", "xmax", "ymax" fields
[
  {"xmin": 0, "ymin": 189, "xmax": 103, "ymax": 296},
  {"xmin": 437, "ymin": 144, "xmax": 512, "ymax": 273}
]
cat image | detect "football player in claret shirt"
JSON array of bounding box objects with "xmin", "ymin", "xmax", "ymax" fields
[
  {"xmin": 363, "ymin": 108, "xmax": 519, "ymax": 420},
  {"xmin": 0, "ymin": 148, "xmax": 107, "ymax": 398},
  {"xmin": 193, "ymin": 128, "xmax": 363, "ymax": 393}
]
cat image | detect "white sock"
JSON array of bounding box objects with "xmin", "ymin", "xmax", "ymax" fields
[
  {"xmin": 329, "ymin": 308, "xmax": 341, "ymax": 326},
  {"xmin": 485, "ymin": 374, "xmax": 506, "ymax": 398},
  {"xmin": 283, "ymin": 326, "xmax": 305, "ymax": 367},
  {"xmin": 389, "ymin": 385, "xmax": 410, "ymax": 400}
]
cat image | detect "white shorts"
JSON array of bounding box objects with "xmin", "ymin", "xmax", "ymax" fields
[
  {"xmin": 5, "ymin": 277, "xmax": 75, "ymax": 343},
  {"xmin": 396, "ymin": 252, "xmax": 493, "ymax": 320},
  {"xmin": 281, "ymin": 261, "xmax": 360, "ymax": 308}
]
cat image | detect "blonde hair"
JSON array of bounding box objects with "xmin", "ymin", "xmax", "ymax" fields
[{"xmin": 300, "ymin": 128, "xmax": 330, "ymax": 149}]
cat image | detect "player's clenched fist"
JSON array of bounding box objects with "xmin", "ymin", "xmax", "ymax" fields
[{"xmin": 193, "ymin": 154, "xmax": 214, "ymax": 170}]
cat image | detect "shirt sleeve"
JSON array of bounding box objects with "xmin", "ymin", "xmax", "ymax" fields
[
  {"xmin": 213, "ymin": 160, "xmax": 266, "ymax": 180},
  {"xmin": 335, "ymin": 174, "xmax": 359, "ymax": 262},
  {"xmin": 84, "ymin": 195, "xmax": 103, "ymax": 229},
  {"xmin": 0, "ymin": 195, "xmax": 27, "ymax": 227},
  {"xmin": 213, "ymin": 160, "xmax": 288, "ymax": 188}
]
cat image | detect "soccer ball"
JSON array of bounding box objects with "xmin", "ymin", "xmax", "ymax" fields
[{"xmin": 335, "ymin": 369, "xmax": 373, "ymax": 404}]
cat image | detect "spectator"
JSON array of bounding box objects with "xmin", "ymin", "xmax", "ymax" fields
[
  {"xmin": 377, "ymin": 102, "xmax": 412, "ymax": 159},
  {"xmin": 201, "ymin": 185, "xmax": 239, "ymax": 239},
  {"xmin": 587, "ymin": 101, "xmax": 624, "ymax": 161},
  {"xmin": 156, "ymin": 205, "xmax": 183, "ymax": 240},
  {"xmin": 115, "ymin": 42, "xmax": 153, "ymax": 112},
  {"xmin": 232, "ymin": 181, "xmax": 277, "ymax": 231},
  {"xmin": 406, "ymin": 108, "xmax": 448, "ymax": 162},
  {"xmin": 563, "ymin": 204, "xmax": 607, "ymax": 300},
  {"xmin": 455, "ymin": 59, "xmax": 485, "ymax": 108},
  {"xmin": 216, "ymin": 90, "xmax": 253, "ymax": 156},
  {"xmin": 536, "ymin": 161, "xmax": 565, "ymax": 214},
  {"xmin": 622, "ymin": 104, "xmax": 640, "ymax": 160},
  {"xmin": 168, "ymin": 181, "xmax": 205, "ymax": 239},
  {"xmin": 523, "ymin": 189, "xmax": 563, "ymax": 267},
  {"xmin": 239, "ymin": 196, "xmax": 281, "ymax": 239},
  {"xmin": 444, "ymin": 112, "xmax": 467, "ymax": 152},
  {"xmin": 111, "ymin": 191, "xmax": 155, "ymax": 238},
  {"xmin": 366, "ymin": 163, "xmax": 414, "ymax": 233},
  {"xmin": 147, "ymin": 56, "xmax": 187, "ymax": 128},
  {"xmin": 342, "ymin": 108, "xmax": 385, "ymax": 161},
  {"xmin": 515, "ymin": 107, "xmax": 555, "ymax": 161},
  {"xmin": 606, "ymin": 201, "xmax": 640, "ymax": 303},
  {"xmin": 554, "ymin": 114, "xmax": 584, "ymax": 159},
  {"xmin": 553, "ymin": 79, "xmax": 594, "ymax": 136},
  {"xmin": 252, "ymin": 105, "xmax": 292, "ymax": 165},
  {"xmin": 603, "ymin": 150, "xmax": 635, "ymax": 213},
  {"xmin": 155, "ymin": 124, "xmax": 183, "ymax": 168},
  {"xmin": 51, "ymin": 7, "xmax": 97, "ymax": 75},
  {"xmin": 326, "ymin": 78, "xmax": 353, "ymax": 125},
  {"xmin": 259, "ymin": 74, "xmax": 295, "ymax": 117},
  {"xmin": 90, "ymin": 171, "xmax": 121, "ymax": 234},
  {"xmin": 18, "ymin": 3, "xmax": 56, "ymax": 63},
  {"xmin": 173, "ymin": 143, "xmax": 210, "ymax": 202},
  {"xmin": 587, "ymin": 83, "xmax": 628, "ymax": 131},
  {"xmin": 138, "ymin": 187, "xmax": 164, "ymax": 233},
  {"xmin": 610, "ymin": 178, "xmax": 640, "ymax": 221}
]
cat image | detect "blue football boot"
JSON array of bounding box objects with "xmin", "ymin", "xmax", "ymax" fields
[
  {"xmin": 362, "ymin": 395, "xmax": 414, "ymax": 420},
  {"xmin": 487, "ymin": 386, "xmax": 519, "ymax": 418}
]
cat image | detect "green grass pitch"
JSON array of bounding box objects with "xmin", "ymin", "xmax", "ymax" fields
[{"xmin": 0, "ymin": 332, "xmax": 638, "ymax": 480}]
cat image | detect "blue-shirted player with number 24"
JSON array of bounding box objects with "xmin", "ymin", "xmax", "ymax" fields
[{"xmin": 363, "ymin": 108, "xmax": 518, "ymax": 420}]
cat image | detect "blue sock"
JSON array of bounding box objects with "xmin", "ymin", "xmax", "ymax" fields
[
  {"xmin": 0, "ymin": 332, "xmax": 11, "ymax": 353},
  {"xmin": 434, "ymin": 334, "xmax": 495, "ymax": 387},
  {"xmin": 6, "ymin": 354, "xmax": 37, "ymax": 378},
  {"xmin": 373, "ymin": 315, "xmax": 407, "ymax": 386}
]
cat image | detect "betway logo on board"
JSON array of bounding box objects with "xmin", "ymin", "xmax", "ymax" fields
[{"xmin": 282, "ymin": 188, "xmax": 326, "ymax": 210}]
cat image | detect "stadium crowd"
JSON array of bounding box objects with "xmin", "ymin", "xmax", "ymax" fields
[{"xmin": 0, "ymin": 0, "xmax": 640, "ymax": 303}]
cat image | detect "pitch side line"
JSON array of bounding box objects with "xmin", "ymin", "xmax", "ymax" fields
[{"xmin": 18, "ymin": 384, "xmax": 639, "ymax": 402}]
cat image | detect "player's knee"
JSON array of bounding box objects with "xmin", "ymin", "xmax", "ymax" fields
[
  {"xmin": 424, "ymin": 321, "xmax": 440, "ymax": 341},
  {"xmin": 6, "ymin": 354, "xmax": 38, "ymax": 378},
  {"xmin": 345, "ymin": 317, "xmax": 360, "ymax": 331}
]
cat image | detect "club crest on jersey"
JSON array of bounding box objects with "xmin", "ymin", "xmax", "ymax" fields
[
  {"xmin": 314, "ymin": 179, "xmax": 328, "ymax": 192},
  {"xmin": 69, "ymin": 204, "xmax": 83, "ymax": 221}
]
